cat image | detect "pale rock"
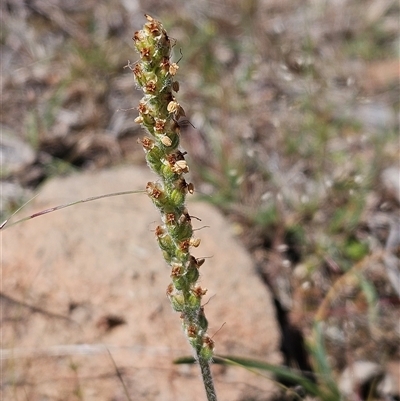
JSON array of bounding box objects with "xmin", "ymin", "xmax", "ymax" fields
[
  {"xmin": 0, "ymin": 127, "xmax": 35, "ymax": 174},
  {"xmin": 2, "ymin": 166, "xmax": 281, "ymax": 401},
  {"xmin": 382, "ymin": 167, "xmax": 400, "ymax": 203}
]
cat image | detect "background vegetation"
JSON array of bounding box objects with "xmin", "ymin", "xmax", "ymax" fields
[{"xmin": 1, "ymin": 0, "xmax": 399, "ymax": 399}]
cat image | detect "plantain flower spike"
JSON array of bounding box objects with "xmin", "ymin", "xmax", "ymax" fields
[{"xmin": 131, "ymin": 15, "xmax": 215, "ymax": 364}]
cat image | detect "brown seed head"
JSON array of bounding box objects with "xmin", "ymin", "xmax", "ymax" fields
[
  {"xmin": 166, "ymin": 153, "xmax": 177, "ymax": 164},
  {"xmin": 138, "ymin": 101, "xmax": 148, "ymax": 114},
  {"xmin": 144, "ymin": 15, "xmax": 162, "ymax": 36},
  {"xmin": 166, "ymin": 283, "xmax": 174, "ymax": 296},
  {"xmin": 155, "ymin": 225, "xmax": 164, "ymax": 237},
  {"xmin": 146, "ymin": 182, "xmax": 162, "ymax": 199},
  {"xmin": 155, "ymin": 119, "xmax": 166, "ymax": 132},
  {"xmin": 203, "ymin": 335, "xmax": 215, "ymax": 350},
  {"xmin": 179, "ymin": 239, "xmax": 190, "ymax": 252},
  {"xmin": 160, "ymin": 57, "xmax": 170, "ymax": 73},
  {"xmin": 140, "ymin": 47, "xmax": 151, "ymax": 59},
  {"xmin": 165, "ymin": 213, "xmax": 175, "ymax": 224},
  {"xmin": 192, "ymin": 286, "xmax": 207, "ymax": 298},
  {"xmin": 171, "ymin": 263, "xmax": 182, "ymax": 277},
  {"xmin": 133, "ymin": 30, "xmax": 144, "ymax": 43},
  {"xmin": 187, "ymin": 324, "xmax": 197, "ymax": 338},
  {"xmin": 140, "ymin": 136, "xmax": 154, "ymax": 150},
  {"xmin": 133, "ymin": 63, "xmax": 143, "ymax": 77},
  {"xmin": 145, "ymin": 80, "xmax": 157, "ymax": 93}
]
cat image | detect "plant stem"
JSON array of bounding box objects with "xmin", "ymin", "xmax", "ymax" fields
[{"xmin": 197, "ymin": 353, "xmax": 217, "ymax": 401}]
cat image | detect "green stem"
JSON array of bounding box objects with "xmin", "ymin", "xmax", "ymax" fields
[{"xmin": 197, "ymin": 353, "xmax": 217, "ymax": 401}]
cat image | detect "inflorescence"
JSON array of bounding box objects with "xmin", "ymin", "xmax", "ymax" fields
[{"xmin": 131, "ymin": 14, "xmax": 214, "ymax": 361}]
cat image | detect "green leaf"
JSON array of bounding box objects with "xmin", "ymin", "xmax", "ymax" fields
[{"xmin": 174, "ymin": 354, "xmax": 336, "ymax": 399}]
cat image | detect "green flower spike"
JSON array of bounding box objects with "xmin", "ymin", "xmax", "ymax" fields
[{"xmin": 131, "ymin": 15, "xmax": 217, "ymax": 401}]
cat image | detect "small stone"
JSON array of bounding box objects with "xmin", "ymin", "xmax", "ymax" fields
[
  {"xmin": 381, "ymin": 167, "xmax": 400, "ymax": 203},
  {"xmin": 0, "ymin": 126, "xmax": 35, "ymax": 174},
  {"xmin": 339, "ymin": 360, "xmax": 398, "ymax": 400}
]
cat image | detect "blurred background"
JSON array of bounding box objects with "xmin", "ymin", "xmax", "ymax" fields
[{"xmin": 1, "ymin": 0, "xmax": 399, "ymax": 399}]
